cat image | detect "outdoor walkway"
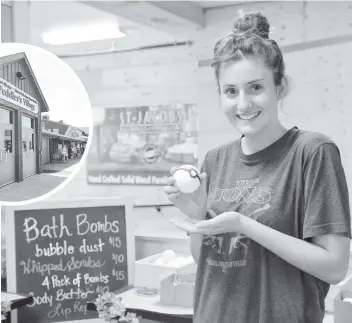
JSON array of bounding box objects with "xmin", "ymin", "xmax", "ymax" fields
[
  {"xmin": 0, "ymin": 159, "xmax": 81, "ymax": 203},
  {"xmin": 42, "ymin": 158, "xmax": 81, "ymax": 173}
]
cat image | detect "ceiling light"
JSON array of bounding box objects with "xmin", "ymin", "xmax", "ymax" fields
[{"xmin": 41, "ymin": 22, "xmax": 126, "ymax": 45}]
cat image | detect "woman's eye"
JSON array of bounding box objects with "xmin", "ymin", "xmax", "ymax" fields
[
  {"xmin": 224, "ymin": 88, "xmax": 237, "ymax": 95},
  {"xmin": 251, "ymin": 84, "xmax": 263, "ymax": 91}
]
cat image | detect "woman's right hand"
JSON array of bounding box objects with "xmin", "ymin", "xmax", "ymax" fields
[{"xmin": 163, "ymin": 167, "xmax": 207, "ymax": 218}]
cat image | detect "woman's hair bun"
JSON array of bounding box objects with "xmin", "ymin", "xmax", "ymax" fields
[{"xmin": 232, "ymin": 11, "xmax": 270, "ymax": 39}]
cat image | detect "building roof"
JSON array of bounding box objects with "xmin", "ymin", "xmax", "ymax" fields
[
  {"xmin": 42, "ymin": 119, "xmax": 89, "ymax": 135},
  {"xmin": 42, "ymin": 118, "xmax": 89, "ymax": 141},
  {"xmin": 0, "ymin": 52, "xmax": 50, "ymax": 113},
  {"xmin": 43, "ymin": 119, "xmax": 69, "ymax": 136},
  {"xmin": 42, "ymin": 130, "xmax": 88, "ymax": 142},
  {"xmin": 78, "ymin": 126, "xmax": 89, "ymax": 135}
]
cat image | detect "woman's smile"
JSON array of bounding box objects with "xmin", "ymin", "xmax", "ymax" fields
[{"xmin": 237, "ymin": 111, "xmax": 261, "ymax": 120}]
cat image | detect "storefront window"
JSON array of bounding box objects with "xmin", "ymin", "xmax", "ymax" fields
[
  {"xmin": 30, "ymin": 134, "xmax": 35, "ymax": 151},
  {"xmin": 0, "ymin": 108, "xmax": 13, "ymax": 124},
  {"xmin": 22, "ymin": 115, "xmax": 33, "ymax": 129},
  {"xmin": 4, "ymin": 129, "xmax": 12, "ymax": 153}
]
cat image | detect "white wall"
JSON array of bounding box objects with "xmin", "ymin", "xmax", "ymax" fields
[
  {"xmin": 48, "ymin": 1, "xmax": 352, "ymax": 208},
  {"xmin": 1, "ymin": 2, "xmax": 14, "ymax": 42}
]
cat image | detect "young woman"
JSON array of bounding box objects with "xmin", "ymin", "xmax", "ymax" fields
[{"xmin": 164, "ymin": 11, "xmax": 351, "ymax": 323}]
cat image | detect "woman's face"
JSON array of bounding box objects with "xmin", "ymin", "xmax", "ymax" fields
[{"xmin": 218, "ymin": 58, "xmax": 280, "ymax": 137}]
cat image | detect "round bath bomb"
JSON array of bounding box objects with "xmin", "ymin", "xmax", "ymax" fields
[
  {"xmin": 162, "ymin": 249, "xmax": 177, "ymax": 263},
  {"xmin": 154, "ymin": 258, "xmax": 165, "ymax": 266},
  {"xmin": 177, "ymin": 256, "xmax": 188, "ymax": 266},
  {"xmin": 167, "ymin": 260, "xmax": 181, "ymax": 268},
  {"xmin": 173, "ymin": 165, "xmax": 201, "ymax": 193}
]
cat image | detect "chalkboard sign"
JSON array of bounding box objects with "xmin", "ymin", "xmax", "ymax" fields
[{"xmin": 4, "ymin": 198, "xmax": 135, "ymax": 323}]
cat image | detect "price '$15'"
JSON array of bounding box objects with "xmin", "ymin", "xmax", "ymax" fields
[
  {"xmin": 109, "ymin": 236, "xmax": 122, "ymax": 248},
  {"xmin": 112, "ymin": 269, "xmax": 125, "ymax": 281}
]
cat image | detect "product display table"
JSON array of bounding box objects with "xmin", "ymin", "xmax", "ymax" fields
[
  {"xmin": 87, "ymin": 286, "xmax": 192, "ymax": 323},
  {"xmin": 1, "ymin": 291, "xmax": 33, "ymax": 323}
]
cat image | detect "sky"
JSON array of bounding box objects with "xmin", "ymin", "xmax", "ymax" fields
[{"xmin": 0, "ymin": 42, "xmax": 93, "ymax": 128}]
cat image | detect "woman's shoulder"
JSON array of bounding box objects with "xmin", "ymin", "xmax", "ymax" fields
[
  {"xmin": 297, "ymin": 129, "xmax": 334, "ymax": 145},
  {"xmin": 295, "ymin": 129, "xmax": 339, "ymax": 158}
]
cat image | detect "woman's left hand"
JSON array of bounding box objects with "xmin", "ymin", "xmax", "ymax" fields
[
  {"xmin": 194, "ymin": 211, "xmax": 244, "ymax": 235},
  {"xmin": 169, "ymin": 211, "xmax": 245, "ymax": 235}
]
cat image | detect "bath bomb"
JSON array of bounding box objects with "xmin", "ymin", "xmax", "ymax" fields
[
  {"xmin": 162, "ymin": 249, "xmax": 177, "ymax": 263},
  {"xmin": 167, "ymin": 260, "xmax": 181, "ymax": 268},
  {"xmin": 154, "ymin": 258, "xmax": 165, "ymax": 266},
  {"xmin": 177, "ymin": 256, "xmax": 188, "ymax": 266},
  {"xmin": 173, "ymin": 164, "xmax": 201, "ymax": 193}
]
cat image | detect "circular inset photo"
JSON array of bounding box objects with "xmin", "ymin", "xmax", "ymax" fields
[{"xmin": 0, "ymin": 43, "xmax": 93, "ymax": 204}]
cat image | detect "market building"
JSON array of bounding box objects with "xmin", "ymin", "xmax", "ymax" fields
[
  {"xmin": 41, "ymin": 117, "xmax": 88, "ymax": 164},
  {"xmin": 0, "ymin": 52, "xmax": 49, "ymax": 187}
]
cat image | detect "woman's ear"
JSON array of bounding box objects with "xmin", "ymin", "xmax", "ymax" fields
[{"xmin": 277, "ymin": 75, "xmax": 289, "ymax": 100}]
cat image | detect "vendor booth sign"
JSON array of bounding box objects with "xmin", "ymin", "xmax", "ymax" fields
[
  {"xmin": 87, "ymin": 103, "xmax": 199, "ymax": 186},
  {"xmin": 3, "ymin": 197, "xmax": 135, "ymax": 323}
]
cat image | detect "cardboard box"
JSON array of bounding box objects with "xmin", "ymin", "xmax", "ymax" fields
[
  {"xmin": 334, "ymin": 275, "xmax": 352, "ymax": 323},
  {"xmin": 134, "ymin": 252, "xmax": 196, "ymax": 289},
  {"xmin": 160, "ymin": 273, "xmax": 196, "ymax": 308}
]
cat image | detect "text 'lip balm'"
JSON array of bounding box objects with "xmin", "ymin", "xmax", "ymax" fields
[{"xmin": 173, "ymin": 164, "xmax": 201, "ymax": 194}]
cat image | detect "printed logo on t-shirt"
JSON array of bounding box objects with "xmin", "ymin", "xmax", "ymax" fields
[
  {"xmin": 203, "ymin": 178, "xmax": 273, "ymax": 272},
  {"xmin": 207, "ymin": 179, "xmax": 273, "ymax": 206}
]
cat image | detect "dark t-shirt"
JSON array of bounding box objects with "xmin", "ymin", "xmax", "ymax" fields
[{"xmin": 193, "ymin": 127, "xmax": 351, "ymax": 323}]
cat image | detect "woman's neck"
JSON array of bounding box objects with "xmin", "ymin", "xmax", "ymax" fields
[{"xmin": 241, "ymin": 124, "xmax": 289, "ymax": 155}]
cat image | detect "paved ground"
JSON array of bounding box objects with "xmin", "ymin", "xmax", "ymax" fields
[
  {"xmin": 42, "ymin": 158, "xmax": 81, "ymax": 173},
  {"xmin": 0, "ymin": 159, "xmax": 81, "ymax": 203}
]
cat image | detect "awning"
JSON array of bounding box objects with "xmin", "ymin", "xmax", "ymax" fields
[
  {"xmin": 42, "ymin": 130, "xmax": 88, "ymax": 142},
  {"xmin": 42, "ymin": 131, "xmax": 59, "ymax": 138}
]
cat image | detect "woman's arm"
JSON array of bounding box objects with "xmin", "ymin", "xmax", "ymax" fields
[
  {"xmin": 240, "ymin": 215, "xmax": 350, "ymax": 285},
  {"xmin": 190, "ymin": 233, "xmax": 203, "ymax": 264},
  {"xmin": 185, "ymin": 201, "xmax": 205, "ymax": 264}
]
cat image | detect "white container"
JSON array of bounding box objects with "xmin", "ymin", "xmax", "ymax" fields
[
  {"xmin": 134, "ymin": 252, "xmax": 196, "ymax": 289},
  {"xmin": 160, "ymin": 273, "xmax": 196, "ymax": 308},
  {"xmin": 334, "ymin": 275, "xmax": 352, "ymax": 323}
]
